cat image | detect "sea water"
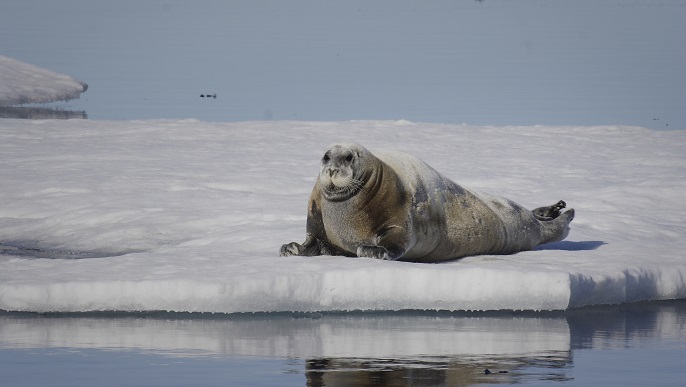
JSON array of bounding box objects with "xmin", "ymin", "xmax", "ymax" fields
[
  {"xmin": 1, "ymin": 301, "xmax": 685, "ymax": 386},
  {"xmin": 0, "ymin": 0, "xmax": 684, "ymax": 130}
]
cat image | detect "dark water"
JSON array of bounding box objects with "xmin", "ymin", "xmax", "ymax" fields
[
  {"xmin": 1, "ymin": 0, "xmax": 684, "ymax": 130},
  {"xmin": 2, "ymin": 300, "xmax": 685, "ymax": 386}
]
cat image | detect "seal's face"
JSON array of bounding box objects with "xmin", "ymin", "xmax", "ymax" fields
[{"xmin": 319, "ymin": 144, "xmax": 369, "ymax": 201}]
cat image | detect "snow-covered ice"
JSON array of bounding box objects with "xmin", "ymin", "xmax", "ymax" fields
[
  {"xmin": 0, "ymin": 55, "xmax": 87, "ymax": 106},
  {"xmin": 0, "ymin": 119, "xmax": 684, "ymax": 313}
]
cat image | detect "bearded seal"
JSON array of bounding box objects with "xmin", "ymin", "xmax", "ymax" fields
[{"xmin": 280, "ymin": 143, "xmax": 574, "ymax": 262}]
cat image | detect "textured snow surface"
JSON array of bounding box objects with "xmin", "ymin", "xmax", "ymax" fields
[
  {"xmin": 0, "ymin": 119, "xmax": 684, "ymax": 312},
  {"xmin": 0, "ymin": 55, "xmax": 87, "ymax": 106}
]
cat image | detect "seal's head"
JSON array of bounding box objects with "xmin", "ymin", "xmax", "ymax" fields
[{"xmin": 319, "ymin": 143, "xmax": 373, "ymax": 201}]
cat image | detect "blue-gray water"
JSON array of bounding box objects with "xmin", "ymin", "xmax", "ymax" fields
[
  {"xmin": 1, "ymin": 0, "xmax": 684, "ymax": 130},
  {"xmin": 2, "ymin": 301, "xmax": 686, "ymax": 386},
  {"xmin": 2, "ymin": 2, "xmax": 686, "ymax": 385}
]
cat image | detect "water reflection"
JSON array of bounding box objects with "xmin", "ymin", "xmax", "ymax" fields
[
  {"xmin": 1, "ymin": 301, "xmax": 684, "ymax": 385},
  {"xmin": 0, "ymin": 106, "xmax": 87, "ymax": 120},
  {"xmin": 304, "ymin": 356, "xmax": 569, "ymax": 386}
]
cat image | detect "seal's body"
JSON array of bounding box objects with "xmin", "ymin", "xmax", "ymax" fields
[{"xmin": 280, "ymin": 144, "xmax": 574, "ymax": 263}]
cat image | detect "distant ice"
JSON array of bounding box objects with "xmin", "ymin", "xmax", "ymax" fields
[
  {"xmin": 0, "ymin": 119, "xmax": 684, "ymax": 313},
  {"xmin": 0, "ymin": 55, "xmax": 87, "ymax": 106}
]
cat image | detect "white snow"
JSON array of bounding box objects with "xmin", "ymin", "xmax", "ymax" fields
[
  {"xmin": 0, "ymin": 118, "xmax": 684, "ymax": 313},
  {"xmin": 0, "ymin": 55, "xmax": 87, "ymax": 106}
]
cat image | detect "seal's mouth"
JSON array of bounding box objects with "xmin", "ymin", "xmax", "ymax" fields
[
  {"xmin": 323, "ymin": 179, "xmax": 363, "ymax": 201},
  {"xmin": 326, "ymin": 183, "xmax": 349, "ymax": 194}
]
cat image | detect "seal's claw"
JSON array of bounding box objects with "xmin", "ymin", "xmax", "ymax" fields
[
  {"xmin": 532, "ymin": 200, "xmax": 568, "ymax": 220},
  {"xmin": 280, "ymin": 242, "xmax": 304, "ymax": 256},
  {"xmin": 357, "ymin": 245, "xmax": 396, "ymax": 260}
]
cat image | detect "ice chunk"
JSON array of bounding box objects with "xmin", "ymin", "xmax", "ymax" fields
[
  {"xmin": 0, "ymin": 55, "xmax": 87, "ymax": 106},
  {"xmin": 0, "ymin": 120, "xmax": 684, "ymax": 312}
]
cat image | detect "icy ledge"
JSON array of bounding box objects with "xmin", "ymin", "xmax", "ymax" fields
[
  {"xmin": 0, "ymin": 119, "xmax": 684, "ymax": 312},
  {"xmin": 1, "ymin": 249, "xmax": 685, "ymax": 313}
]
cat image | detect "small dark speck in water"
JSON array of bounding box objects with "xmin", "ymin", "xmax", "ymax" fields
[{"xmin": 484, "ymin": 369, "xmax": 509, "ymax": 375}]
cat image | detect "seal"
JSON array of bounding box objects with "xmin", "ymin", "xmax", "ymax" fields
[{"xmin": 280, "ymin": 143, "xmax": 574, "ymax": 262}]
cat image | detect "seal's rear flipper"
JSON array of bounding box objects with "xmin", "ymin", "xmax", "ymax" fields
[
  {"xmin": 539, "ymin": 208, "xmax": 574, "ymax": 245},
  {"xmin": 532, "ymin": 200, "xmax": 566, "ymax": 220}
]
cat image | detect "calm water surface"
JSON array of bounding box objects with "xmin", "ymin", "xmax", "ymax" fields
[
  {"xmin": 0, "ymin": 0, "xmax": 684, "ymax": 129},
  {"xmin": 2, "ymin": 2, "xmax": 686, "ymax": 385},
  {"xmin": 2, "ymin": 300, "xmax": 685, "ymax": 386}
]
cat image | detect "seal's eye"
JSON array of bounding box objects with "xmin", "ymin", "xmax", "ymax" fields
[
  {"xmin": 345, "ymin": 154, "xmax": 354, "ymax": 162},
  {"xmin": 323, "ymin": 154, "xmax": 330, "ymax": 162}
]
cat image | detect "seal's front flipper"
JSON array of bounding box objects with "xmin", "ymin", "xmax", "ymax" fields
[
  {"xmin": 280, "ymin": 234, "xmax": 322, "ymax": 256},
  {"xmin": 532, "ymin": 200, "xmax": 566, "ymax": 221},
  {"xmin": 356, "ymin": 226, "xmax": 408, "ymax": 260},
  {"xmin": 280, "ymin": 242, "xmax": 305, "ymax": 256},
  {"xmin": 281, "ymin": 234, "xmax": 356, "ymax": 257},
  {"xmin": 357, "ymin": 245, "xmax": 397, "ymax": 260}
]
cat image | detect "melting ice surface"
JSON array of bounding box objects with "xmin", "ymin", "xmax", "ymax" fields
[{"xmin": 0, "ymin": 117, "xmax": 684, "ymax": 313}]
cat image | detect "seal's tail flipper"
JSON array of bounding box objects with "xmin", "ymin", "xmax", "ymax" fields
[
  {"xmin": 532, "ymin": 200, "xmax": 566, "ymax": 220},
  {"xmin": 539, "ymin": 208, "xmax": 574, "ymax": 245}
]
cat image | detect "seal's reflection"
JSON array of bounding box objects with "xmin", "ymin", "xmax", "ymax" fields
[
  {"xmin": 0, "ymin": 301, "xmax": 684, "ymax": 386},
  {"xmin": 305, "ymin": 357, "xmax": 525, "ymax": 386},
  {"xmin": 299, "ymin": 301, "xmax": 686, "ymax": 386},
  {"xmin": 303, "ymin": 338, "xmax": 570, "ymax": 386},
  {"xmin": 295, "ymin": 312, "xmax": 572, "ymax": 386}
]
